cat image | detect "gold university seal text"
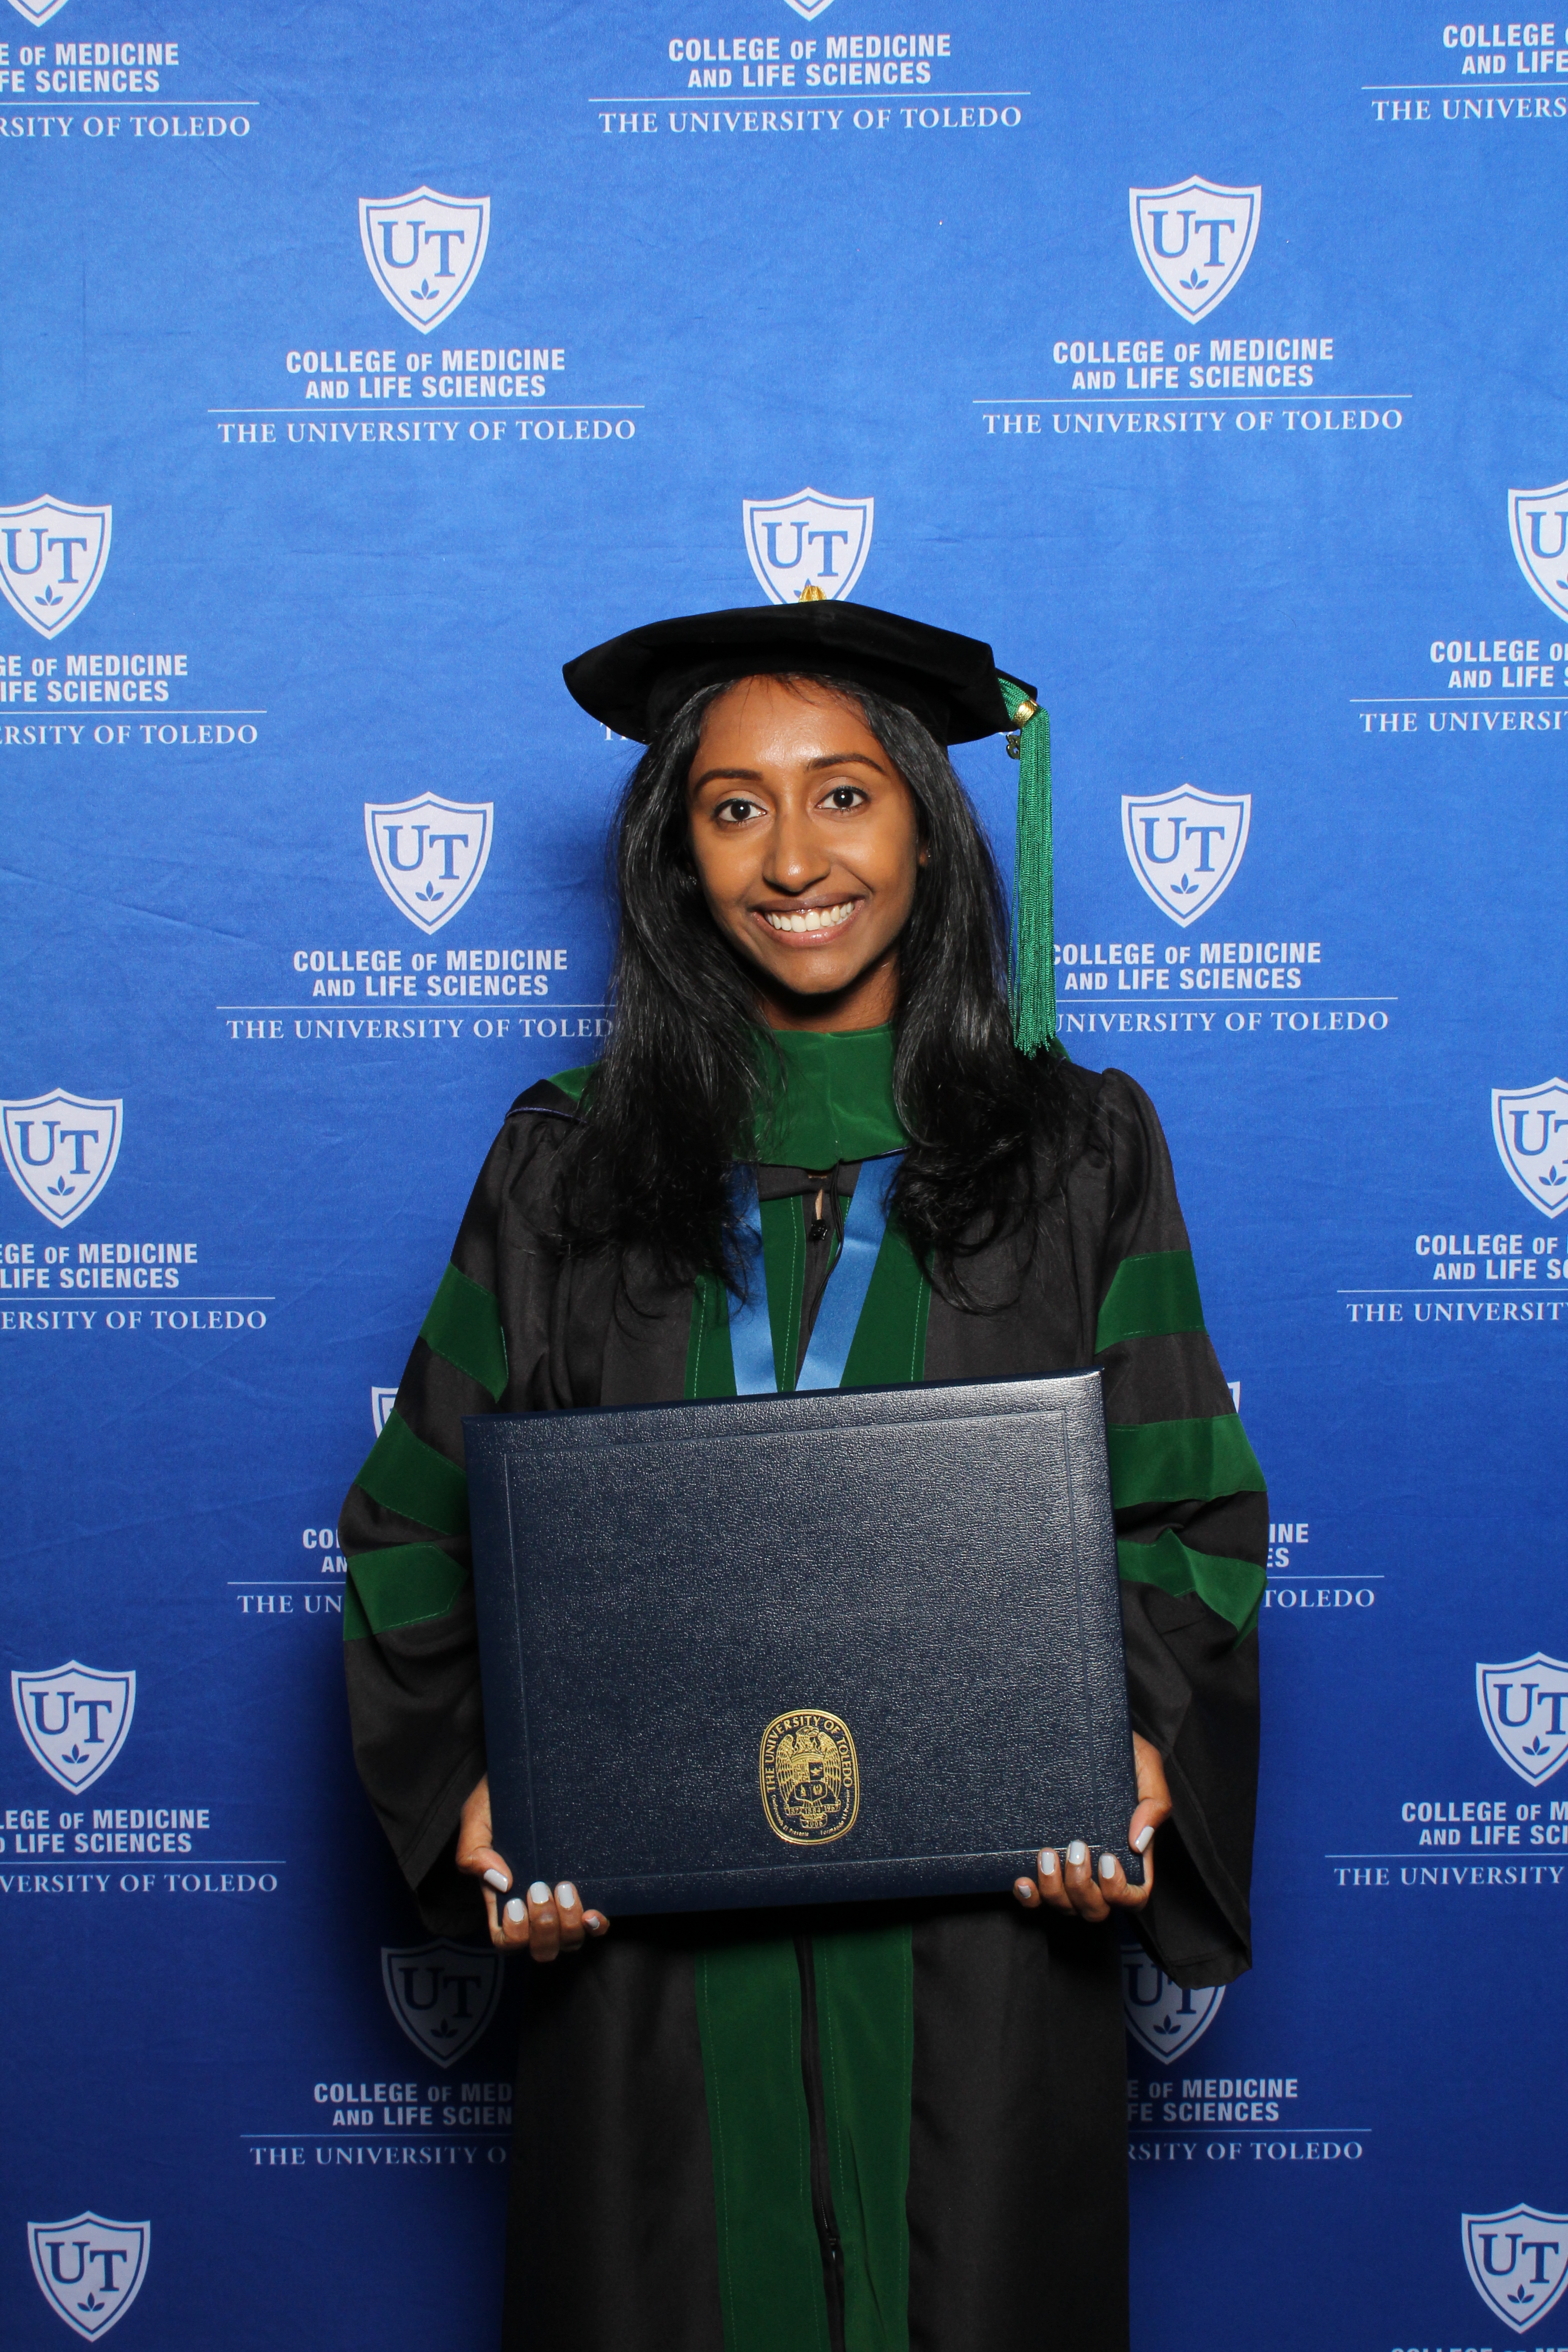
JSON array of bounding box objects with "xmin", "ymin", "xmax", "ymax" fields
[{"xmin": 759, "ymin": 1708, "xmax": 860, "ymax": 1845}]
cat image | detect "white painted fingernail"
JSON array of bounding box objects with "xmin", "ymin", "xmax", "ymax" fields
[
  {"xmin": 1014, "ymin": 1877, "xmax": 1034, "ymax": 1901},
  {"xmin": 504, "ymin": 1899, "xmax": 525, "ymax": 1924},
  {"xmin": 1135, "ymin": 1824, "xmax": 1155, "ymax": 1854},
  {"xmin": 1100, "ymin": 1852, "xmax": 1117, "ymax": 1881},
  {"xmin": 1067, "ymin": 1840, "xmax": 1087, "ymax": 1867},
  {"xmin": 557, "ymin": 1884, "xmax": 579, "ymax": 1911},
  {"xmin": 482, "ymin": 1868, "xmax": 509, "ymax": 1893},
  {"xmin": 1039, "ymin": 1849, "xmax": 1057, "ymax": 1877},
  {"xmin": 528, "ymin": 1881, "xmax": 551, "ymax": 1905}
]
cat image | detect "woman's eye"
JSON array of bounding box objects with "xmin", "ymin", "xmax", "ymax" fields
[
  {"xmin": 825, "ymin": 785, "xmax": 866, "ymax": 811},
  {"xmin": 715, "ymin": 797, "xmax": 760, "ymax": 824}
]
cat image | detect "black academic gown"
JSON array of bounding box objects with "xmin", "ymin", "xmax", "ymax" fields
[{"xmin": 339, "ymin": 1059, "xmax": 1264, "ymax": 2352}]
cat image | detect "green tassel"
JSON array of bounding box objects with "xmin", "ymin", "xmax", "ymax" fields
[{"xmin": 997, "ymin": 675, "xmax": 1058, "ymax": 1056}]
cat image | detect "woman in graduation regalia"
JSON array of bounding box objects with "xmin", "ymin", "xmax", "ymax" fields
[{"xmin": 340, "ymin": 595, "xmax": 1265, "ymax": 2352}]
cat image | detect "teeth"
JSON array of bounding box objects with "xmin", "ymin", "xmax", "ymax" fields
[{"xmin": 764, "ymin": 902, "xmax": 854, "ymax": 936}]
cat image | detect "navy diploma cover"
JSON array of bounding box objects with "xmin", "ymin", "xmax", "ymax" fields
[{"xmin": 465, "ymin": 1372, "xmax": 1142, "ymax": 1914}]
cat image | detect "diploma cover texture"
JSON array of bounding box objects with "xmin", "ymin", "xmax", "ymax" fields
[{"xmin": 465, "ymin": 1372, "xmax": 1142, "ymax": 1914}]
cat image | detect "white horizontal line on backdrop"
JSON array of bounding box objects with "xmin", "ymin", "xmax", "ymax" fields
[
  {"xmin": 1336, "ymin": 1289, "xmax": 1541, "ymax": 1295},
  {"xmin": 215, "ymin": 1003, "xmax": 609, "ymax": 1013},
  {"xmin": 1068, "ymin": 995, "xmax": 1393, "ymax": 1004},
  {"xmin": 590, "ymin": 89, "xmax": 1031, "ymax": 101},
  {"xmin": 1352, "ymin": 696, "xmax": 1564, "ymax": 704},
  {"xmin": 206, "ymin": 406, "xmax": 644, "ymax": 416},
  {"xmin": 1058, "ymin": 995, "xmax": 1393, "ymax": 1004},
  {"xmin": 35, "ymin": 98, "xmax": 259, "ymax": 105},
  {"xmin": 1204, "ymin": 995, "xmax": 1399, "ymax": 1002},
  {"xmin": 972, "ymin": 394, "xmax": 1415, "ymax": 405}
]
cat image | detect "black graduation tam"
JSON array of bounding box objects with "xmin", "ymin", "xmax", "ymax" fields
[{"xmin": 562, "ymin": 598, "xmax": 1033, "ymax": 748}]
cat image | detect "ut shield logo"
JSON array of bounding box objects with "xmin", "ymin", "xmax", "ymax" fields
[
  {"xmin": 372, "ymin": 1386, "xmax": 397, "ymax": 1436},
  {"xmin": 359, "ymin": 188, "xmax": 490, "ymax": 333},
  {"xmin": 1476, "ymin": 1657, "xmax": 1568, "ymax": 1785},
  {"xmin": 1129, "ymin": 177, "xmax": 1262, "ymax": 322},
  {"xmin": 743, "ymin": 488, "xmax": 873, "ymax": 604},
  {"xmin": 1508, "ymin": 480, "xmax": 1568, "ymax": 625},
  {"xmin": 382, "ymin": 1939, "xmax": 503, "ymax": 2068},
  {"xmin": 1491, "ymin": 1079, "xmax": 1568, "ymax": 1218},
  {"xmin": 364, "ymin": 794, "xmax": 493, "ymax": 932},
  {"xmin": 28, "ymin": 2215, "xmax": 150, "ymax": 2340},
  {"xmin": 6, "ymin": 0, "xmax": 72, "ymax": 30},
  {"xmin": 784, "ymin": 0, "xmax": 834, "ymax": 19},
  {"xmin": 12, "ymin": 1665, "xmax": 136, "ymax": 1794},
  {"xmin": 1462, "ymin": 2207, "xmax": 1568, "ymax": 2328},
  {"xmin": 1122, "ymin": 1946, "xmax": 1225, "ymax": 2061},
  {"xmin": 1121, "ymin": 787, "xmax": 1250, "ymax": 926},
  {"xmin": 0, "ymin": 498, "xmax": 111, "ymax": 639},
  {"xmin": 1, "ymin": 1091, "xmax": 122, "ymax": 1228}
]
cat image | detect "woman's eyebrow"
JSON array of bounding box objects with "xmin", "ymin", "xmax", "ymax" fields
[
  {"xmin": 688, "ymin": 764, "xmax": 764, "ymax": 791},
  {"xmin": 805, "ymin": 751, "xmax": 889, "ymax": 773}
]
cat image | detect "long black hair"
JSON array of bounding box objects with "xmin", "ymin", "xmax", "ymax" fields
[{"xmin": 559, "ymin": 673, "xmax": 1075, "ymax": 1291}]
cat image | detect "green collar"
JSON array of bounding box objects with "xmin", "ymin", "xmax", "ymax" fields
[{"xmin": 751, "ymin": 1024, "xmax": 906, "ymax": 1167}]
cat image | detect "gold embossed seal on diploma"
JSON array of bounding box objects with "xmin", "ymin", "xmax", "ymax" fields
[{"xmin": 759, "ymin": 1709, "xmax": 860, "ymax": 1845}]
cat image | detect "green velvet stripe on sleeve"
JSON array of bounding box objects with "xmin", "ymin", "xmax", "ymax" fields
[
  {"xmin": 352, "ymin": 1407, "xmax": 469, "ymax": 1538},
  {"xmin": 1117, "ymin": 1529, "xmax": 1266, "ymax": 1641},
  {"xmin": 1095, "ymin": 1249, "xmax": 1205, "ymax": 1351},
  {"xmin": 419, "ymin": 1262, "xmax": 508, "ymax": 1400},
  {"xmin": 1106, "ymin": 1413, "xmax": 1266, "ymax": 1510},
  {"xmin": 346, "ymin": 1542, "xmax": 470, "ymax": 1635}
]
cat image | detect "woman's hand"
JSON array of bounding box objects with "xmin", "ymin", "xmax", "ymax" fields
[
  {"xmin": 1012, "ymin": 1733, "xmax": 1172, "ymax": 1924},
  {"xmin": 456, "ymin": 1774, "xmax": 610, "ymax": 1960}
]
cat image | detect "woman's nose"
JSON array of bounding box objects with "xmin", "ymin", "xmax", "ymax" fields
[{"xmin": 763, "ymin": 805, "xmax": 828, "ymax": 889}]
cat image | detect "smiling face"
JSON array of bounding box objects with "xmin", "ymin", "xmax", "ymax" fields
[{"xmin": 685, "ymin": 674, "xmax": 926, "ymax": 1031}]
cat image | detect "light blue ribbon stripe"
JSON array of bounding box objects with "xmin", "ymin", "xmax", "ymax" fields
[
  {"xmin": 726, "ymin": 1196, "xmax": 780, "ymax": 1398},
  {"xmin": 727, "ymin": 1154, "xmax": 903, "ymax": 1396}
]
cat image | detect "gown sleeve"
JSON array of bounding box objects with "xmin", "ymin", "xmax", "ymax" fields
[
  {"xmin": 338, "ymin": 1094, "xmax": 570, "ymax": 1934},
  {"xmin": 1090, "ymin": 1070, "xmax": 1266, "ymax": 1988}
]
